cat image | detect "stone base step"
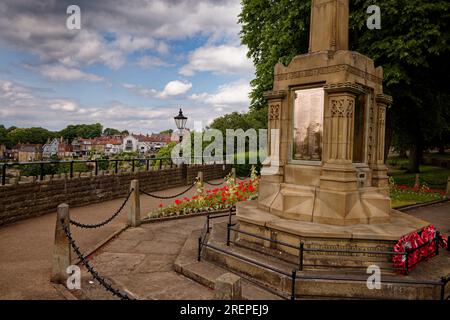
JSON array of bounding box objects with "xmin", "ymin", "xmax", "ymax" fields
[
  {"xmin": 204, "ymin": 222, "xmax": 448, "ymax": 300},
  {"xmin": 174, "ymin": 228, "xmax": 284, "ymax": 300}
]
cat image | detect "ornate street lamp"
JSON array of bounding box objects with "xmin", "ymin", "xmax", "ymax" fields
[
  {"xmin": 174, "ymin": 108, "xmax": 188, "ymax": 140},
  {"xmin": 174, "ymin": 108, "xmax": 187, "ymax": 158}
]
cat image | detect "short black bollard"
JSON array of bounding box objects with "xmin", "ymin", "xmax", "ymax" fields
[
  {"xmin": 95, "ymin": 160, "xmax": 98, "ymax": 176},
  {"xmin": 290, "ymin": 270, "xmax": 297, "ymax": 301},
  {"xmin": 206, "ymin": 215, "xmax": 210, "ymax": 234},
  {"xmin": 132, "ymin": 159, "xmax": 135, "ymax": 172},
  {"xmin": 146, "ymin": 159, "xmax": 150, "ymax": 171},
  {"xmin": 115, "ymin": 160, "xmax": 119, "ymax": 174},
  {"xmin": 226, "ymin": 224, "xmax": 231, "ymax": 246}
]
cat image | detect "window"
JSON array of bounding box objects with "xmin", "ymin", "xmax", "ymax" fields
[{"xmin": 293, "ymin": 88, "xmax": 324, "ymax": 161}]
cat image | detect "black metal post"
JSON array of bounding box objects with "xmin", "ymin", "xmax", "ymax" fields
[
  {"xmin": 226, "ymin": 223, "xmax": 231, "ymax": 246},
  {"xmin": 228, "ymin": 207, "xmax": 233, "ymax": 226},
  {"xmin": 299, "ymin": 243, "xmax": 304, "ymax": 271},
  {"xmin": 159, "ymin": 159, "xmax": 162, "ymax": 170},
  {"xmin": 207, "ymin": 215, "xmax": 210, "ymax": 234},
  {"xmin": 440, "ymin": 277, "xmax": 446, "ymax": 301},
  {"xmin": 69, "ymin": 161, "xmax": 74, "ymax": 178},
  {"xmin": 447, "ymin": 236, "xmax": 450, "ymax": 252},
  {"xmin": 132, "ymin": 159, "xmax": 135, "ymax": 172},
  {"xmin": 95, "ymin": 160, "xmax": 98, "ymax": 176},
  {"xmin": 40, "ymin": 163, "xmax": 44, "ymax": 181},
  {"xmin": 435, "ymin": 231, "xmax": 440, "ymax": 256},
  {"xmin": 1, "ymin": 164, "xmax": 6, "ymax": 185},
  {"xmin": 405, "ymin": 249, "xmax": 410, "ymax": 275},
  {"xmin": 146, "ymin": 159, "xmax": 150, "ymax": 171},
  {"xmin": 197, "ymin": 237, "xmax": 202, "ymax": 262},
  {"xmin": 115, "ymin": 160, "xmax": 119, "ymax": 174},
  {"xmin": 170, "ymin": 159, "xmax": 173, "ymax": 168},
  {"xmin": 290, "ymin": 270, "xmax": 297, "ymax": 301}
]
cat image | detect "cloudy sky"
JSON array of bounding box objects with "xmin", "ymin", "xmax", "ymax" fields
[{"xmin": 0, "ymin": 0, "xmax": 254, "ymax": 133}]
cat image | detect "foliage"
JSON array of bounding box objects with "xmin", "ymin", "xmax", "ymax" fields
[
  {"xmin": 159, "ymin": 129, "xmax": 174, "ymax": 135},
  {"xmin": 239, "ymin": 0, "xmax": 450, "ymax": 171},
  {"xmin": 58, "ymin": 123, "xmax": 103, "ymax": 141},
  {"xmin": 6, "ymin": 127, "xmax": 54, "ymax": 147},
  {"xmin": 148, "ymin": 174, "xmax": 260, "ymax": 218},
  {"xmin": 389, "ymin": 165, "xmax": 450, "ymax": 189},
  {"xmin": 103, "ymin": 128, "xmax": 121, "ymax": 136}
]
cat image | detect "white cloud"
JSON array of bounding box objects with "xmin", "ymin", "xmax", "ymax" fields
[
  {"xmin": 180, "ymin": 45, "xmax": 253, "ymax": 76},
  {"xmin": 136, "ymin": 55, "xmax": 173, "ymax": 69},
  {"xmin": 124, "ymin": 80, "xmax": 192, "ymax": 99},
  {"xmin": 36, "ymin": 64, "xmax": 103, "ymax": 82},
  {"xmin": 190, "ymin": 79, "xmax": 250, "ymax": 111}
]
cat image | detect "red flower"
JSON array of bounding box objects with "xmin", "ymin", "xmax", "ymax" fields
[
  {"xmin": 175, "ymin": 199, "xmax": 182, "ymax": 205},
  {"xmin": 159, "ymin": 203, "xmax": 163, "ymax": 208}
]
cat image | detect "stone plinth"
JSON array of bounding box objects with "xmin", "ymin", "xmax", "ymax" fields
[{"xmin": 237, "ymin": 200, "xmax": 429, "ymax": 266}]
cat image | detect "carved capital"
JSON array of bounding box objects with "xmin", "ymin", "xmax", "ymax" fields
[{"xmin": 330, "ymin": 97, "xmax": 354, "ymax": 118}]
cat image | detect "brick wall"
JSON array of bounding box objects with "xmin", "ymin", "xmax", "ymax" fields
[{"xmin": 0, "ymin": 164, "xmax": 231, "ymax": 226}]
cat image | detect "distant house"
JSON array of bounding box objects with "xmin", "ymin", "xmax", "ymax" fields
[
  {"xmin": 57, "ymin": 139, "xmax": 73, "ymax": 159},
  {"xmin": 14, "ymin": 144, "xmax": 42, "ymax": 162},
  {"xmin": 122, "ymin": 134, "xmax": 171, "ymax": 155},
  {"xmin": 43, "ymin": 137, "xmax": 71, "ymax": 159},
  {"xmin": 42, "ymin": 138, "xmax": 59, "ymax": 159},
  {"xmin": 71, "ymin": 138, "xmax": 93, "ymax": 158}
]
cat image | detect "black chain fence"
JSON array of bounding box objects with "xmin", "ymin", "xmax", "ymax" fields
[
  {"xmin": 140, "ymin": 181, "xmax": 196, "ymax": 199},
  {"xmin": 69, "ymin": 189, "xmax": 134, "ymax": 229},
  {"xmin": 60, "ymin": 220, "xmax": 135, "ymax": 300},
  {"xmin": 204, "ymin": 179, "xmax": 224, "ymax": 186}
]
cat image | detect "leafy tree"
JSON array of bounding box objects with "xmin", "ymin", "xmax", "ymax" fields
[
  {"xmin": 59, "ymin": 123, "xmax": 103, "ymax": 141},
  {"xmin": 239, "ymin": 0, "xmax": 450, "ymax": 172},
  {"xmin": 7, "ymin": 127, "xmax": 54, "ymax": 146},
  {"xmin": 159, "ymin": 129, "xmax": 174, "ymax": 135},
  {"xmin": 103, "ymin": 128, "xmax": 121, "ymax": 136}
]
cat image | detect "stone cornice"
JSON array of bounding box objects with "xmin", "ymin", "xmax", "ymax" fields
[
  {"xmin": 263, "ymin": 90, "xmax": 287, "ymax": 100},
  {"xmin": 324, "ymin": 82, "xmax": 366, "ymax": 95},
  {"xmin": 376, "ymin": 94, "xmax": 393, "ymax": 106}
]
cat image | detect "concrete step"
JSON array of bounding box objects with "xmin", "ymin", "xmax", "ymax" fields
[{"xmin": 174, "ymin": 228, "xmax": 284, "ymax": 300}]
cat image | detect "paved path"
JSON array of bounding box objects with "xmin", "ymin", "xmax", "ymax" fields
[
  {"xmin": 0, "ymin": 180, "xmax": 224, "ymax": 300},
  {"xmin": 79, "ymin": 216, "xmax": 223, "ymax": 300}
]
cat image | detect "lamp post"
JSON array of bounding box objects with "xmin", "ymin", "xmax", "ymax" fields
[{"xmin": 174, "ymin": 108, "xmax": 187, "ymax": 159}]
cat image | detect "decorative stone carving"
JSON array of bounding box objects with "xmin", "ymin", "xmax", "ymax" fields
[
  {"xmin": 269, "ymin": 104, "xmax": 280, "ymax": 120},
  {"xmin": 330, "ymin": 98, "xmax": 354, "ymax": 118}
]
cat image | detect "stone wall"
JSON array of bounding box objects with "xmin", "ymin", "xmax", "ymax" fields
[{"xmin": 0, "ymin": 164, "xmax": 231, "ymax": 226}]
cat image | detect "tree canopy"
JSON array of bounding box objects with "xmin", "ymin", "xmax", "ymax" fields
[
  {"xmin": 239, "ymin": 0, "xmax": 450, "ymax": 171},
  {"xmin": 58, "ymin": 123, "xmax": 103, "ymax": 141}
]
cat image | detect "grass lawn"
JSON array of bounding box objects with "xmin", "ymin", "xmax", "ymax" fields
[
  {"xmin": 388, "ymin": 164, "xmax": 450, "ymax": 189},
  {"xmin": 390, "ymin": 189, "xmax": 445, "ymax": 208}
]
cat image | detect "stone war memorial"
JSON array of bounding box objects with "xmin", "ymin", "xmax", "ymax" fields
[{"xmin": 194, "ymin": 0, "xmax": 448, "ymax": 300}]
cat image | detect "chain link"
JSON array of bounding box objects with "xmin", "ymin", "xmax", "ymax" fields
[
  {"xmin": 69, "ymin": 189, "xmax": 134, "ymax": 229},
  {"xmin": 140, "ymin": 182, "xmax": 196, "ymax": 199},
  {"xmin": 204, "ymin": 180, "xmax": 224, "ymax": 186},
  {"xmin": 60, "ymin": 220, "xmax": 135, "ymax": 300}
]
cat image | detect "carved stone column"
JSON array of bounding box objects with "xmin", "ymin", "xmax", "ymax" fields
[
  {"xmin": 372, "ymin": 94, "xmax": 393, "ymax": 190},
  {"xmin": 261, "ymin": 91, "xmax": 286, "ymax": 179},
  {"xmin": 320, "ymin": 83, "xmax": 364, "ymax": 191}
]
